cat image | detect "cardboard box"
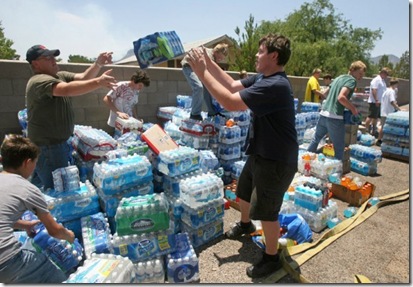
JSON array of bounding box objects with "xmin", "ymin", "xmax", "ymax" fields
[
  {"xmin": 141, "ymin": 124, "xmax": 178, "ymax": 154},
  {"xmin": 344, "ymin": 124, "xmax": 358, "ymax": 146},
  {"xmin": 342, "ymin": 159, "xmax": 351, "ymax": 174},
  {"xmin": 331, "ymin": 181, "xmax": 375, "ymax": 207}
]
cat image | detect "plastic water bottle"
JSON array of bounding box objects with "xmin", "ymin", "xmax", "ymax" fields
[{"xmin": 343, "ymin": 206, "xmax": 357, "ymax": 218}]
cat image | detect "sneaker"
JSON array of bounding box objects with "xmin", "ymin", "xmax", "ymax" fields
[
  {"xmin": 225, "ymin": 221, "xmax": 256, "ymax": 239},
  {"xmin": 246, "ymin": 254, "xmax": 282, "ymax": 278},
  {"xmin": 190, "ymin": 114, "xmax": 203, "ymax": 121},
  {"xmin": 375, "ymin": 139, "xmax": 382, "ymax": 147}
]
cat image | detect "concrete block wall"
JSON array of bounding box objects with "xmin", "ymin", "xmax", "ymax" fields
[{"xmin": 0, "ymin": 60, "xmax": 409, "ymax": 142}]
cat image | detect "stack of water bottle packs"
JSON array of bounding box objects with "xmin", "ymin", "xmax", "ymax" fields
[
  {"xmin": 280, "ymin": 180, "xmax": 338, "ymax": 233},
  {"xmin": 300, "ymin": 101, "xmax": 321, "ymax": 113},
  {"xmin": 381, "ymin": 111, "xmax": 409, "ymax": 157},
  {"xmin": 92, "ymin": 152, "xmax": 154, "ymax": 224},
  {"xmin": 81, "ymin": 212, "xmax": 112, "ymax": 259},
  {"xmin": 157, "ymin": 146, "xmax": 200, "ymax": 177},
  {"xmin": 295, "ymin": 112, "xmax": 320, "ymax": 144},
  {"xmin": 349, "ymin": 144, "xmax": 382, "ymax": 176},
  {"xmin": 357, "ymin": 132, "xmax": 376, "ymax": 146},
  {"xmin": 71, "ymin": 125, "xmax": 117, "ymax": 161},
  {"xmin": 165, "ymin": 232, "xmax": 200, "ymax": 283},
  {"xmin": 110, "ymin": 192, "xmax": 177, "ymax": 263},
  {"xmin": 298, "ymin": 151, "xmax": 343, "ymax": 180},
  {"xmin": 45, "ymin": 167, "xmax": 101, "ymax": 238}
]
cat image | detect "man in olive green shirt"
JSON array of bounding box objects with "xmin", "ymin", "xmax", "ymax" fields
[{"xmin": 25, "ymin": 45, "xmax": 117, "ymax": 190}]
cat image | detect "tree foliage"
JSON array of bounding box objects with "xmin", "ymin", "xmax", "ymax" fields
[
  {"xmin": 393, "ymin": 51, "xmax": 410, "ymax": 79},
  {"xmin": 232, "ymin": 14, "xmax": 260, "ymax": 73},
  {"xmin": 230, "ymin": 0, "xmax": 383, "ymax": 77},
  {"xmin": 0, "ymin": 21, "xmax": 19, "ymax": 60},
  {"xmin": 68, "ymin": 55, "xmax": 95, "ymax": 63}
]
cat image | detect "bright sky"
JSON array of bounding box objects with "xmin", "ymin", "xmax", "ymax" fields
[{"xmin": 0, "ymin": 0, "xmax": 410, "ymax": 62}]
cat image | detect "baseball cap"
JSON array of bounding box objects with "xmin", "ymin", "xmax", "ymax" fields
[{"xmin": 26, "ymin": 45, "xmax": 60, "ymax": 63}]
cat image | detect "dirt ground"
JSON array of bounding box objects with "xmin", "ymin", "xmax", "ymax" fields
[{"xmin": 195, "ymin": 145, "xmax": 410, "ymax": 284}]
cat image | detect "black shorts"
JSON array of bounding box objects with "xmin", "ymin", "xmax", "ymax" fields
[
  {"xmin": 236, "ymin": 155, "xmax": 297, "ymax": 221},
  {"xmin": 368, "ymin": 103, "xmax": 381, "ymax": 118}
]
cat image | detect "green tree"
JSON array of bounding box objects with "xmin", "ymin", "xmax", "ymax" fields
[
  {"xmin": 232, "ymin": 14, "xmax": 260, "ymax": 72},
  {"xmin": 393, "ymin": 51, "xmax": 409, "ymax": 79},
  {"xmin": 230, "ymin": 0, "xmax": 383, "ymax": 77},
  {"xmin": 0, "ymin": 21, "xmax": 19, "ymax": 60},
  {"xmin": 377, "ymin": 55, "xmax": 394, "ymax": 71},
  {"xmin": 68, "ymin": 55, "xmax": 95, "ymax": 63}
]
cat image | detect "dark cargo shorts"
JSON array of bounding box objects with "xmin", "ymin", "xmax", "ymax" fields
[
  {"xmin": 368, "ymin": 103, "xmax": 381, "ymax": 118},
  {"xmin": 236, "ymin": 154, "xmax": 297, "ymax": 221}
]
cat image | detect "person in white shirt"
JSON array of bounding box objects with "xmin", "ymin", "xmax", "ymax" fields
[
  {"xmin": 103, "ymin": 69, "xmax": 150, "ymax": 128},
  {"xmin": 376, "ymin": 78, "xmax": 402, "ymax": 146},
  {"xmin": 365, "ymin": 67, "xmax": 391, "ymax": 137}
]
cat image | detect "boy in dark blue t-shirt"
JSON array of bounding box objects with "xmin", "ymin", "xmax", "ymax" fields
[{"xmin": 187, "ymin": 33, "xmax": 298, "ymax": 279}]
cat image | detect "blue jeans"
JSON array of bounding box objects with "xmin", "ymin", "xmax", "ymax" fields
[
  {"xmin": 182, "ymin": 65, "xmax": 216, "ymax": 115},
  {"xmin": 0, "ymin": 249, "xmax": 67, "ymax": 283},
  {"xmin": 307, "ymin": 115, "xmax": 345, "ymax": 160},
  {"xmin": 31, "ymin": 141, "xmax": 72, "ymax": 190}
]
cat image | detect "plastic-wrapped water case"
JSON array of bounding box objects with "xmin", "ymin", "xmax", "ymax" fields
[
  {"xmin": 218, "ymin": 125, "xmax": 242, "ymax": 144},
  {"xmin": 179, "ymin": 172, "xmax": 224, "ymax": 207},
  {"xmin": 300, "ymin": 102, "xmax": 321, "ymax": 112},
  {"xmin": 180, "ymin": 132, "xmax": 210, "ymax": 149},
  {"xmin": 115, "ymin": 192, "xmax": 170, "ymax": 236},
  {"xmin": 166, "ymin": 233, "xmax": 199, "ymax": 283},
  {"xmin": 157, "ymin": 146, "xmax": 200, "ymax": 177},
  {"xmin": 180, "ymin": 119, "xmax": 216, "ymax": 136},
  {"xmin": 298, "ymin": 154, "xmax": 342, "ymax": 180},
  {"xmin": 350, "ymin": 157, "xmax": 377, "ymax": 176},
  {"xmin": 97, "ymin": 182, "xmax": 154, "ymax": 217},
  {"xmin": 118, "ymin": 140, "xmax": 149, "ymax": 156},
  {"xmin": 358, "ymin": 133, "xmax": 376, "ymax": 146},
  {"xmin": 293, "ymin": 185, "xmax": 323, "ymax": 212},
  {"xmin": 217, "ymin": 142, "xmax": 242, "ymax": 161},
  {"xmin": 181, "ymin": 197, "xmax": 225, "ymax": 228},
  {"xmin": 134, "ymin": 257, "xmax": 165, "ymax": 283},
  {"xmin": 93, "ymin": 154, "xmax": 153, "ymax": 195},
  {"xmin": 114, "ymin": 116, "xmax": 143, "ymax": 135},
  {"xmin": 385, "ymin": 111, "xmax": 409, "ymax": 127},
  {"xmin": 288, "ymin": 200, "xmax": 338, "ymax": 233},
  {"xmin": 110, "ymin": 223, "xmax": 176, "ymax": 262},
  {"xmin": 33, "ymin": 226, "xmax": 83, "ymax": 273},
  {"xmin": 199, "ymin": 150, "xmax": 219, "ymax": 172},
  {"xmin": 65, "ymin": 253, "xmax": 136, "ymax": 283},
  {"xmin": 163, "ymin": 169, "xmax": 202, "ymax": 198},
  {"xmin": 72, "ymin": 125, "xmax": 117, "ymax": 161},
  {"xmin": 52, "ymin": 165, "xmax": 80, "ymax": 192},
  {"xmin": 133, "ymin": 31, "xmax": 185, "ymax": 69},
  {"xmin": 44, "ymin": 181, "xmax": 100, "ymax": 222},
  {"xmin": 349, "ymin": 144, "xmax": 382, "ymax": 163},
  {"xmin": 231, "ymin": 160, "xmax": 246, "ymax": 179},
  {"xmin": 181, "ymin": 217, "xmax": 224, "ymax": 248},
  {"xmin": 81, "ymin": 212, "xmax": 112, "ymax": 259},
  {"xmin": 164, "ymin": 120, "xmax": 183, "ymax": 141},
  {"xmin": 381, "ymin": 142, "xmax": 403, "ymax": 155},
  {"xmin": 176, "ymin": 95, "xmax": 192, "ymax": 110},
  {"xmin": 157, "ymin": 106, "xmax": 178, "ymax": 120},
  {"xmin": 383, "ymin": 123, "xmax": 408, "ymax": 136}
]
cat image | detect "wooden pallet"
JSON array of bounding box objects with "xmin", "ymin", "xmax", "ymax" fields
[{"xmin": 382, "ymin": 152, "xmax": 409, "ymax": 163}]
